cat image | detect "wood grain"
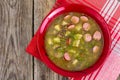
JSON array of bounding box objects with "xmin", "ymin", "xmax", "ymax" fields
[
  {"xmin": 34, "ymin": 0, "xmax": 68, "ymax": 80},
  {"xmin": 0, "ymin": 0, "xmax": 33, "ymax": 80}
]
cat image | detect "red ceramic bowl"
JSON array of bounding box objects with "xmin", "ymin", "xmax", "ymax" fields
[{"xmin": 37, "ymin": 4, "xmax": 111, "ymax": 77}]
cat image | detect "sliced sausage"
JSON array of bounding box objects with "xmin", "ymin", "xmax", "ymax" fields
[
  {"xmin": 93, "ymin": 31, "xmax": 102, "ymax": 41},
  {"xmin": 64, "ymin": 52, "xmax": 71, "ymax": 61},
  {"xmin": 93, "ymin": 45, "xmax": 99, "ymax": 53},
  {"xmin": 84, "ymin": 33, "xmax": 92, "ymax": 42},
  {"xmin": 71, "ymin": 16, "xmax": 80, "ymax": 24},
  {"xmin": 80, "ymin": 16, "xmax": 88, "ymax": 22},
  {"xmin": 83, "ymin": 23, "xmax": 91, "ymax": 31},
  {"xmin": 68, "ymin": 25, "xmax": 75, "ymax": 29},
  {"xmin": 64, "ymin": 15, "xmax": 71, "ymax": 20}
]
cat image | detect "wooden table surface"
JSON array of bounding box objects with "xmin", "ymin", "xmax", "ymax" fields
[
  {"xmin": 0, "ymin": 0, "xmax": 68, "ymax": 80},
  {"xmin": 0, "ymin": 0, "xmax": 120, "ymax": 80}
]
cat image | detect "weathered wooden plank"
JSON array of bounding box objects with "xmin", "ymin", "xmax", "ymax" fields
[
  {"xmin": 34, "ymin": 0, "xmax": 68, "ymax": 80},
  {"xmin": 0, "ymin": 0, "xmax": 33, "ymax": 80}
]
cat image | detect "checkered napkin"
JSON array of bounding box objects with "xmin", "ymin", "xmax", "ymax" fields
[{"xmin": 26, "ymin": 0, "xmax": 120, "ymax": 80}]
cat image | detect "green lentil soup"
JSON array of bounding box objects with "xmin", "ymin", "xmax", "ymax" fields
[{"xmin": 45, "ymin": 12, "xmax": 104, "ymax": 71}]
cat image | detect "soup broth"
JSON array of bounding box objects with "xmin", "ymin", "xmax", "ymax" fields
[{"xmin": 45, "ymin": 12, "xmax": 104, "ymax": 71}]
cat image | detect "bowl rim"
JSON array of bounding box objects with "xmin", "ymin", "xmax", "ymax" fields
[{"xmin": 37, "ymin": 4, "xmax": 111, "ymax": 77}]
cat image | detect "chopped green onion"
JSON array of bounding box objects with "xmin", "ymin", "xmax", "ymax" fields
[
  {"xmin": 72, "ymin": 40, "xmax": 80, "ymax": 47},
  {"xmin": 65, "ymin": 31, "xmax": 71, "ymax": 36},
  {"xmin": 75, "ymin": 24, "xmax": 82, "ymax": 31},
  {"xmin": 74, "ymin": 34, "xmax": 82, "ymax": 40},
  {"xmin": 53, "ymin": 37, "xmax": 60, "ymax": 43},
  {"xmin": 69, "ymin": 49, "xmax": 76, "ymax": 54}
]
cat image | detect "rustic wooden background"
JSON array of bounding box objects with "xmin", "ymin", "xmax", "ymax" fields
[
  {"xmin": 0, "ymin": 0, "xmax": 68, "ymax": 80},
  {"xmin": 0, "ymin": 0, "xmax": 120, "ymax": 80}
]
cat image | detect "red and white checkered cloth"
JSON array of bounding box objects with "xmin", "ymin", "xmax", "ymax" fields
[{"xmin": 65, "ymin": 0, "xmax": 120, "ymax": 80}]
